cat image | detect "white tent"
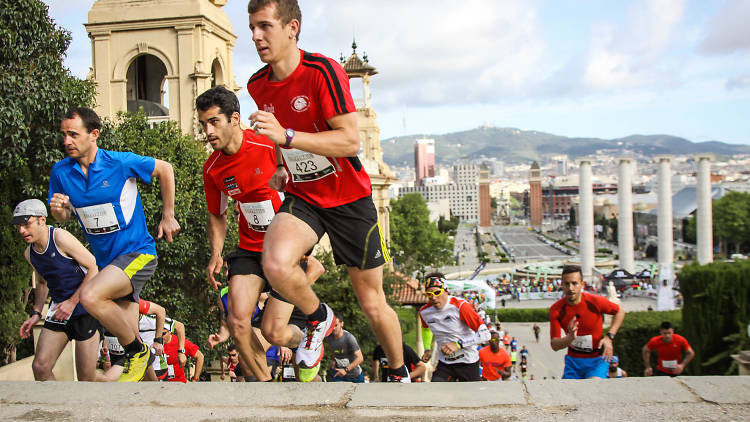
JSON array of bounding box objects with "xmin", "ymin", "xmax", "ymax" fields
[{"xmin": 445, "ymin": 279, "xmax": 497, "ymax": 309}]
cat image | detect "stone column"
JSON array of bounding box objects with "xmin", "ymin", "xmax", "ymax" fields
[
  {"xmin": 577, "ymin": 158, "xmax": 595, "ymax": 284},
  {"xmin": 696, "ymin": 154, "xmax": 714, "ymax": 265},
  {"xmin": 655, "ymin": 155, "xmax": 674, "ymax": 311},
  {"xmin": 617, "ymin": 157, "xmax": 635, "ymax": 273}
]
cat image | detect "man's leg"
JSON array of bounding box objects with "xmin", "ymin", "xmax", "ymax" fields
[
  {"xmin": 79, "ymin": 266, "xmax": 137, "ymax": 346},
  {"xmin": 73, "ymin": 329, "xmax": 101, "ymax": 382},
  {"xmin": 262, "ymin": 213, "xmax": 320, "ymax": 315},
  {"xmin": 348, "ymin": 265, "xmax": 404, "ymax": 370},
  {"xmin": 227, "ymin": 273, "xmax": 270, "ymax": 381},
  {"xmin": 31, "ymin": 328, "xmax": 69, "ymax": 381},
  {"xmin": 260, "ymin": 298, "xmax": 303, "ymax": 348}
]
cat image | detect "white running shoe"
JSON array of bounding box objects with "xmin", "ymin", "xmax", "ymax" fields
[{"xmin": 295, "ymin": 303, "xmax": 336, "ymax": 369}]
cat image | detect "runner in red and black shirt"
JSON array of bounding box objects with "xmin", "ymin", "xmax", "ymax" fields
[
  {"xmin": 643, "ymin": 321, "xmax": 694, "ymax": 376},
  {"xmin": 549, "ymin": 265, "xmax": 625, "ymax": 379},
  {"xmin": 246, "ymin": 0, "xmax": 406, "ymax": 382}
]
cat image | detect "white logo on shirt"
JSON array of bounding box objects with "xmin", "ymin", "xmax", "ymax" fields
[{"xmin": 291, "ymin": 95, "xmax": 310, "ymax": 112}]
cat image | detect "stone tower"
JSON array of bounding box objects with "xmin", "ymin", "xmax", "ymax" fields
[
  {"xmin": 85, "ymin": 0, "xmax": 239, "ymax": 135},
  {"xmin": 529, "ymin": 161, "xmax": 542, "ymax": 228},
  {"xmin": 340, "ymin": 40, "xmax": 396, "ymax": 246}
]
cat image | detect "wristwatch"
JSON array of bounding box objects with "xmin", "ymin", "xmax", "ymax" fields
[
  {"xmin": 29, "ymin": 309, "xmax": 42, "ymax": 318},
  {"xmin": 178, "ymin": 348, "xmax": 186, "ymax": 354},
  {"xmin": 153, "ymin": 337, "xmax": 163, "ymax": 344},
  {"xmin": 606, "ymin": 332, "xmax": 615, "ymax": 341},
  {"xmin": 284, "ymin": 128, "xmax": 295, "ymax": 148}
]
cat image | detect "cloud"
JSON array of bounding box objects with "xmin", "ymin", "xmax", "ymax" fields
[
  {"xmin": 698, "ymin": 0, "xmax": 750, "ymax": 55},
  {"xmin": 726, "ymin": 70, "xmax": 750, "ymax": 90}
]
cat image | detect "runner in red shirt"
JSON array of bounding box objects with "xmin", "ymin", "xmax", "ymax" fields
[
  {"xmin": 643, "ymin": 321, "xmax": 694, "ymax": 376},
  {"xmin": 246, "ymin": 0, "xmax": 405, "ymax": 382},
  {"xmin": 162, "ymin": 330, "xmax": 203, "ymax": 383},
  {"xmin": 479, "ymin": 332, "xmax": 512, "ymax": 381},
  {"xmin": 549, "ymin": 265, "xmax": 625, "ymax": 379}
]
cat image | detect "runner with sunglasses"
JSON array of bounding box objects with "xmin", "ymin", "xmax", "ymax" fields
[{"xmin": 419, "ymin": 272, "xmax": 491, "ymax": 382}]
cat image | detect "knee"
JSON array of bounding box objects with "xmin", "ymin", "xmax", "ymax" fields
[
  {"xmin": 358, "ymin": 295, "xmax": 389, "ymax": 322},
  {"xmin": 227, "ymin": 314, "xmax": 250, "ymax": 336},
  {"xmin": 79, "ymin": 287, "xmax": 99, "ymax": 313},
  {"xmin": 262, "ymin": 253, "xmax": 294, "ymax": 285},
  {"xmin": 32, "ymin": 357, "xmax": 53, "ymax": 380},
  {"xmin": 260, "ymin": 323, "xmax": 284, "ymax": 346}
]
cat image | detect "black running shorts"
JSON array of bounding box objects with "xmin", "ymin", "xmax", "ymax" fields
[
  {"xmin": 44, "ymin": 313, "xmax": 101, "ymax": 342},
  {"xmin": 225, "ymin": 248, "xmax": 268, "ymax": 284},
  {"xmin": 431, "ymin": 360, "xmax": 481, "ymax": 382},
  {"xmin": 277, "ymin": 194, "xmax": 389, "ymax": 270}
]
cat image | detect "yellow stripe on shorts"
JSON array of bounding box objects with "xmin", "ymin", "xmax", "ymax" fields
[
  {"xmin": 362, "ymin": 221, "xmax": 390, "ymax": 269},
  {"xmin": 123, "ymin": 254, "xmax": 155, "ymax": 279},
  {"xmin": 377, "ymin": 222, "xmax": 391, "ymax": 263}
]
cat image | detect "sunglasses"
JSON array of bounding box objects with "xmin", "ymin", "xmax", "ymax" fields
[
  {"xmin": 228, "ymin": 353, "xmax": 237, "ymax": 357},
  {"xmin": 425, "ymin": 288, "xmax": 445, "ymax": 298},
  {"xmin": 489, "ymin": 338, "xmax": 500, "ymax": 343}
]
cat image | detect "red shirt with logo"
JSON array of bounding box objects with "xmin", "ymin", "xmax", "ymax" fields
[
  {"xmin": 247, "ymin": 49, "xmax": 371, "ymax": 208},
  {"xmin": 203, "ymin": 130, "xmax": 283, "ymax": 252},
  {"xmin": 163, "ymin": 334, "xmax": 199, "ymax": 383},
  {"xmin": 549, "ymin": 292, "xmax": 620, "ymax": 358},
  {"xmin": 646, "ymin": 333, "xmax": 691, "ymax": 374},
  {"xmin": 478, "ymin": 346, "xmax": 512, "ymax": 380}
]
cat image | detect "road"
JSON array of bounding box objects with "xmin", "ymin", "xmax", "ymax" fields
[{"xmin": 492, "ymin": 226, "xmax": 570, "ymax": 260}]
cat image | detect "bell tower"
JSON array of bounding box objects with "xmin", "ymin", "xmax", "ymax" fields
[{"xmin": 85, "ymin": 0, "xmax": 239, "ymax": 135}]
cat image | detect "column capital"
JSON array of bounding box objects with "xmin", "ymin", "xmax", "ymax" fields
[
  {"xmin": 616, "ymin": 156, "xmax": 634, "ymax": 164},
  {"xmin": 575, "ymin": 157, "xmax": 594, "ymax": 166},
  {"xmin": 695, "ymin": 153, "xmax": 714, "ymax": 162},
  {"xmin": 653, "ymin": 154, "xmax": 673, "ymax": 163}
]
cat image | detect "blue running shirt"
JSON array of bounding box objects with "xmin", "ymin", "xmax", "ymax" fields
[{"xmin": 49, "ymin": 149, "xmax": 156, "ymax": 267}]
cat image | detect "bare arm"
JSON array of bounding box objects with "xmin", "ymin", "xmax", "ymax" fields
[
  {"xmin": 642, "ymin": 345, "xmax": 653, "ymax": 376},
  {"xmin": 249, "ymin": 111, "xmax": 360, "ymax": 157},
  {"xmin": 192, "ymin": 350, "xmax": 204, "ymax": 381},
  {"xmin": 679, "ymin": 347, "xmax": 695, "ymax": 374},
  {"xmin": 151, "ymin": 159, "xmax": 180, "ymax": 242},
  {"xmin": 371, "ymin": 360, "xmax": 380, "ymax": 382},
  {"xmin": 598, "ymin": 307, "xmax": 626, "ymax": 360},
  {"xmin": 348, "ymin": 349, "xmax": 364, "ymax": 372},
  {"xmin": 551, "ymin": 317, "xmax": 578, "ymax": 351},
  {"xmin": 20, "ymin": 249, "xmax": 47, "ymax": 338},
  {"xmin": 144, "ymin": 301, "xmax": 166, "ymax": 340},
  {"xmin": 174, "ymin": 321, "xmax": 186, "ymax": 351},
  {"xmin": 410, "ymin": 361, "xmax": 427, "ymax": 380},
  {"xmin": 206, "ymin": 212, "xmax": 227, "ymax": 289}
]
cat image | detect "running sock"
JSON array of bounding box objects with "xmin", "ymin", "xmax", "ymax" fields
[
  {"xmin": 124, "ymin": 339, "xmax": 144, "ymax": 357},
  {"xmin": 307, "ymin": 303, "xmax": 326, "ymax": 323},
  {"xmin": 390, "ymin": 364, "xmax": 409, "ymax": 377}
]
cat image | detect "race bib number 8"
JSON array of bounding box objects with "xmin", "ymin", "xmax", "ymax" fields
[
  {"xmin": 76, "ymin": 203, "xmax": 120, "ymax": 235},
  {"xmin": 45, "ymin": 301, "xmax": 72, "ymax": 325},
  {"xmin": 281, "ymin": 149, "xmax": 335, "ymax": 182},
  {"xmin": 239, "ymin": 200, "xmax": 275, "ymax": 232}
]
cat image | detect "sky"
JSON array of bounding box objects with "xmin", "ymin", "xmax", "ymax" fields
[{"xmin": 45, "ymin": 0, "xmax": 750, "ymax": 144}]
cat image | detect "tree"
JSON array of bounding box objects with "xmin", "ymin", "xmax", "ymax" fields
[
  {"xmin": 568, "ymin": 207, "xmax": 576, "ymax": 228},
  {"xmin": 437, "ymin": 213, "xmax": 459, "ymax": 236},
  {"xmin": 0, "ymin": 0, "xmax": 96, "ymax": 364},
  {"xmin": 685, "ymin": 191, "xmax": 750, "ymax": 256},
  {"xmin": 389, "ymin": 193, "xmax": 454, "ymax": 278}
]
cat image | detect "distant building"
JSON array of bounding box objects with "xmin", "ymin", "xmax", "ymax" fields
[
  {"xmin": 414, "ymin": 138, "xmax": 435, "ymax": 186},
  {"xmin": 399, "ymin": 163, "xmax": 479, "ymax": 221},
  {"xmin": 478, "ymin": 164, "xmax": 491, "ymax": 227},
  {"xmin": 529, "ymin": 161, "xmax": 542, "ymax": 228}
]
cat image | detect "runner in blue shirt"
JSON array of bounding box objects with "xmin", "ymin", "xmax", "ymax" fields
[{"xmin": 48, "ymin": 107, "xmax": 180, "ymax": 382}]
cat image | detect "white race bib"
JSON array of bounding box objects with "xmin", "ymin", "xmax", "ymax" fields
[
  {"xmin": 570, "ymin": 335, "xmax": 593, "ymax": 352},
  {"xmin": 45, "ymin": 301, "xmax": 72, "ymax": 325},
  {"xmin": 444, "ymin": 348, "xmax": 466, "ymax": 362},
  {"xmin": 105, "ymin": 335, "xmax": 124, "ymax": 354},
  {"xmin": 281, "ymin": 149, "xmax": 335, "ymax": 182},
  {"xmin": 75, "ymin": 203, "xmax": 120, "ymax": 235},
  {"xmin": 662, "ymin": 359, "xmax": 678, "ymax": 369},
  {"xmin": 239, "ymin": 200, "xmax": 275, "ymax": 232},
  {"xmin": 167, "ymin": 364, "xmax": 175, "ymax": 379},
  {"xmin": 283, "ymin": 365, "xmax": 295, "ymax": 379}
]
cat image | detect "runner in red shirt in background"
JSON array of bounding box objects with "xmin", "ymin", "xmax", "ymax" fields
[
  {"xmin": 479, "ymin": 332, "xmax": 512, "ymax": 381},
  {"xmin": 549, "ymin": 265, "xmax": 625, "ymax": 379},
  {"xmin": 246, "ymin": 0, "xmax": 406, "ymax": 382},
  {"xmin": 643, "ymin": 321, "xmax": 694, "ymax": 376},
  {"xmin": 162, "ymin": 329, "xmax": 203, "ymax": 383}
]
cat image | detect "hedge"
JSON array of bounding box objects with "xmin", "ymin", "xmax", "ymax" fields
[
  {"xmin": 679, "ymin": 261, "xmax": 750, "ymax": 375},
  {"xmin": 492, "ymin": 308, "xmax": 549, "ymax": 322}
]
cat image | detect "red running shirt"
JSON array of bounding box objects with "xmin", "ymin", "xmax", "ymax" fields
[
  {"xmin": 164, "ymin": 334, "xmax": 199, "ymax": 383},
  {"xmin": 549, "ymin": 292, "xmax": 620, "ymax": 358},
  {"xmin": 646, "ymin": 333, "xmax": 690, "ymax": 374},
  {"xmin": 203, "ymin": 130, "xmax": 283, "ymax": 252},
  {"xmin": 478, "ymin": 346, "xmax": 512, "ymax": 381},
  {"xmin": 247, "ymin": 50, "xmax": 371, "ymax": 208}
]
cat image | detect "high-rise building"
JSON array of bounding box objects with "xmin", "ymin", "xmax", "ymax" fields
[
  {"xmin": 399, "ymin": 163, "xmax": 479, "ymax": 221},
  {"xmin": 529, "ymin": 161, "xmax": 542, "ymax": 228},
  {"xmin": 414, "ymin": 138, "xmax": 435, "ymax": 186}
]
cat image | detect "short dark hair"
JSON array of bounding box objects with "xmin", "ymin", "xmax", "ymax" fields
[
  {"xmin": 248, "ymin": 0, "xmax": 302, "ymax": 40},
  {"xmin": 561, "ymin": 264, "xmax": 582, "ymax": 277},
  {"xmin": 660, "ymin": 321, "xmax": 673, "ymax": 331},
  {"xmin": 334, "ymin": 312, "xmax": 343, "ymax": 322},
  {"xmin": 63, "ymin": 107, "xmax": 101, "ymax": 133},
  {"xmin": 196, "ymin": 86, "xmax": 240, "ymax": 121},
  {"xmin": 228, "ymin": 344, "xmax": 237, "ymax": 352}
]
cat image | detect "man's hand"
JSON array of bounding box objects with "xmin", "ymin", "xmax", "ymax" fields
[
  {"xmin": 279, "ymin": 347, "xmax": 293, "ymax": 365},
  {"xmin": 151, "ymin": 343, "xmax": 164, "ymax": 356},
  {"xmin": 207, "ymin": 333, "xmax": 222, "ymax": 349},
  {"xmin": 220, "ymin": 373, "xmax": 226, "ymax": 380},
  {"xmin": 53, "ymin": 298, "xmax": 77, "ymax": 321},
  {"xmin": 206, "ymin": 255, "xmax": 225, "ymax": 289},
  {"xmin": 19, "ymin": 316, "xmax": 39, "ymax": 339},
  {"xmin": 49, "ymin": 193, "xmax": 72, "ymax": 221},
  {"xmin": 566, "ymin": 316, "xmax": 578, "ymax": 338},
  {"xmin": 334, "ymin": 368, "xmax": 347, "ymax": 378},
  {"xmin": 441, "ymin": 341, "xmax": 460, "ymax": 356},
  {"xmin": 598, "ymin": 336, "xmax": 614, "ymax": 361},
  {"xmin": 673, "ymin": 364, "xmax": 685, "ymax": 375},
  {"xmin": 644, "ymin": 367, "xmax": 653, "ymax": 376},
  {"xmin": 178, "ymin": 352, "xmax": 187, "ymax": 368},
  {"xmin": 269, "ymin": 166, "xmax": 288, "ymax": 191},
  {"xmin": 249, "ymin": 110, "xmax": 284, "ymax": 145},
  {"xmin": 157, "ymin": 214, "xmax": 180, "ymax": 242}
]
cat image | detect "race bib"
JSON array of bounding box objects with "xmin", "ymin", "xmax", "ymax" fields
[
  {"xmin": 281, "ymin": 149, "xmax": 335, "ymax": 182},
  {"xmin": 282, "ymin": 364, "xmax": 296, "ymax": 379},
  {"xmin": 444, "ymin": 348, "xmax": 465, "ymax": 362},
  {"xmin": 662, "ymin": 360, "xmax": 678, "ymax": 369},
  {"xmin": 105, "ymin": 335, "xmax": 124, "ymax": 354},
  {"xmin": 75, "ymin": 203, "xmax": 120, "ymax": 235},
  {"xmin": 570, "ymin": 335, "xmax": 593, "ymax": 352},
  {"xmin": 239, "ymin": 200, "xmax": 275, "ymax": 232},
  {"xmin": 45, "ymin": 301, "xmax": 72, "ymax": 325},
  {"xmin": 167, "ymin": 364, "xmax": 175, "ymax": 379}
]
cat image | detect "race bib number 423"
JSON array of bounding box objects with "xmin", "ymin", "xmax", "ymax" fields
[
  {"xmin": 75, "ymin": 203, "xmax": 120, "ymax": 235},
  {"xmin": 280, "ymin": 149, "xmax": 335, "ymax": 182}
]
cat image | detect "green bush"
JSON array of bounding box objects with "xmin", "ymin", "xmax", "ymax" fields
[
  {"xmin": 679, "ymin": 261, "xmax": 750, "ymax": 375},
  {"xmin": 607, "ymin": 310, "xmax": 682, "ymax": 377},
  {"xmin": 492, "ymin": 308, "xmax": 549, "ymax": 322}
]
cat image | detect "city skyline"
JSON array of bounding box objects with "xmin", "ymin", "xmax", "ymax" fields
[{"xmin": 46, "ymin": 0, "xmax": 750, "ymax": 144}]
